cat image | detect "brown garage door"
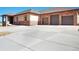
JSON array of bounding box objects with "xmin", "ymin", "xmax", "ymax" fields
[
  {"xmin": 61, "ymin": 15, "xmax": 74, "ymax": 25},
  {"xmin": 50, "ymin": 15, "xmax": 59, "ymax": 25}
]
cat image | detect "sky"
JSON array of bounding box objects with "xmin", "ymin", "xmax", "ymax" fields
[
  {"xmin": 0, "ymin": 7, "xmax": 49, "ymax": 15},
  {"xmin": 0, "ymin": 7, "xmax": 49, "ymax": 22}
]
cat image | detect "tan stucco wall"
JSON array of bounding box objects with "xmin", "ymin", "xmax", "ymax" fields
[
  {"xmin": 13, "ymin": 10, "xmax": 79, "ymax": 25},
  {"xmin": 40, "ymin": 10, "xmax": 77, "ymax": 25},
  {"xmin": 13, "ymin": 13, "xmax": 39, "ymax": 25},
  {"xmin": 14, "ymin": 14, "xmax": 27, "ymax": 22},
  {"xmin": 13, "ymin": 13, "xmax": 30, "ymax": 25},
  {"xmin": 29, "ymin": 14, "xmax": 39, "ymax": 25},
  {"xmin": 77, "ymin": 12, "xmax": 79, "ymax": 24}
]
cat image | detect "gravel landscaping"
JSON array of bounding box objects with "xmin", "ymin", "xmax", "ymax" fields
[{"xmin": 0, "ymin": 32, "xmax": 11, "ymax": 36}]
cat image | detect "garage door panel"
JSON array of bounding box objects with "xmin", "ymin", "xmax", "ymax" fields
[
  {"xmin": 50, "ymin": 15, "xmax": 59, "ymax": 25},
  {"xmin": 61, "ymin": 15, "xmax": 74, "ymax": 25}
]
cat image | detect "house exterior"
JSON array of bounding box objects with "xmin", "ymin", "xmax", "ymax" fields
[{"xmin": 2, "ymin": 7, "xmax": 79, "ymax": 26}]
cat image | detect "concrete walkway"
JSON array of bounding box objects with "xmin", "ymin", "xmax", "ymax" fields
[{"xmin": 0, "ymin": 26, "xmax": 79, "ymax": 51}]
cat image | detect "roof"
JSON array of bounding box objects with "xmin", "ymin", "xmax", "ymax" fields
[
  {"xmin": 39, "ymin": 7, "xmax": 79, "ymax": 14},
  {"xmin": 17, "ymin": 7, "xmax": 79, "ymax": 14},
  {"xmin": 16, "ymin": 9, "xmax": 41, "ymax": 15},
  {"xmin": 1, "ymin": 13, "xmax": 15, "ymax": 16},
  {"xmin": 1, "ymin": 7, "xmax": 79, "ymax": 16}
]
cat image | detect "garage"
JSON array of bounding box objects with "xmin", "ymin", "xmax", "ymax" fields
[
  {"xmin": 61, "ymin": 15, "xmax": 74, "ymax": 25},
  {"xmin": 50, "ymin": 15, "xmax": 59, "ymax": 25}
]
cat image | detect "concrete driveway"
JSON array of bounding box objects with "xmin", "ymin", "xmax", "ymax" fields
[{"xmin": 0, "ymin": 25, "xmax": 79, "ymax": 51}]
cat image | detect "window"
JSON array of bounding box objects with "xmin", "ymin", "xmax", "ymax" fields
[
  {"xmin": 42, "ymin": 17, "xmax": 49, "ymax": 25},
  {"xmin": 24, "ymin": 16, "xmax": 27, "ymax": 21},
  {"xmin": 16, "ymin": 16, "xmax": 18, "ymax": 22}
]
